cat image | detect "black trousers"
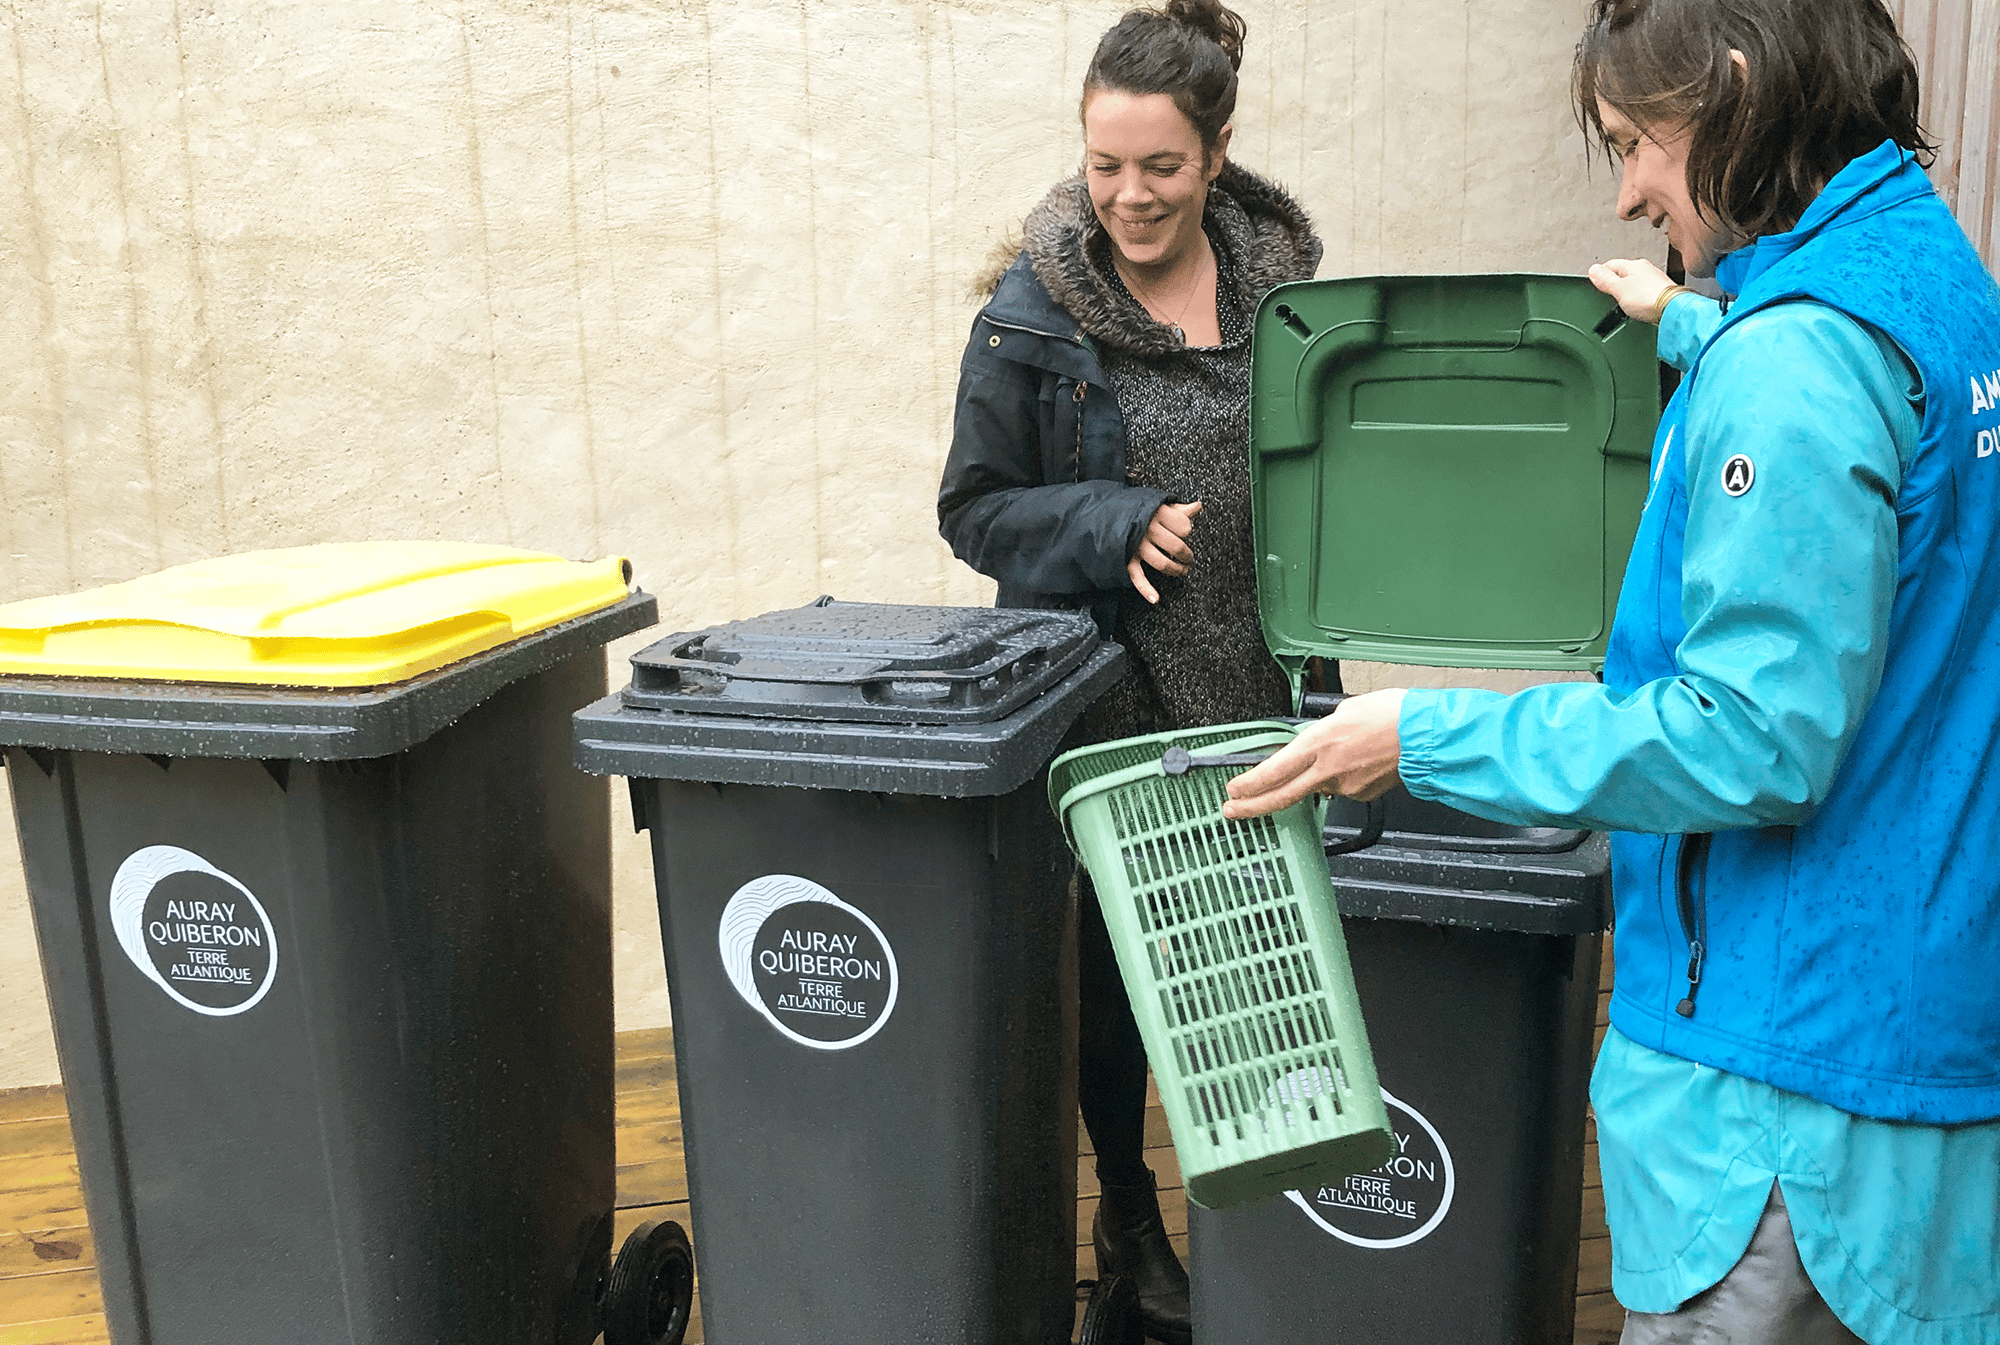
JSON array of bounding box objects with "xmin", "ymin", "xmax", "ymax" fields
[{"xmin": 1077, "ymin": 868, "xmax": 1152, "ymax": 1181}]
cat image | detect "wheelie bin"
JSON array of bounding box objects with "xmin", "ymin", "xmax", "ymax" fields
[
  {"xmin": 571, "ymin": 598, "xmax": 1133, "ymax": 1345},
  {"xmin": 1188, "ymin": 780, "xmax": 1610, "ymax": 1343},
  {"xmin": 1175, "ymin": 273, "xmax": 1655, "ymax": 1341},
  {"xmin": 0, "ymin": 542, "xmax": 674, "ymax": 1345}
]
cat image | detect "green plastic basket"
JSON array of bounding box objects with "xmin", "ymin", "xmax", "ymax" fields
[{"xmin": 1050, "ymin": 722, "xmax": 1395, "ymax": 1210}]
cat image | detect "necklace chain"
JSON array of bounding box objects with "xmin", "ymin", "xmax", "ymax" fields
[{"xmin": 1118, "ymin": 240, "xmax": 1211, "ymax": 344}]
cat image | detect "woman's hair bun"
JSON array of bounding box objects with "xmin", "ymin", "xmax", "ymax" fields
[
  {"xmin": 1163, "ymin": 0, "xmax": 1246, "ymax": 71},
  {"xmin": 1083, "ymin": 0, "xmax": 1246, "ymax": 148}
]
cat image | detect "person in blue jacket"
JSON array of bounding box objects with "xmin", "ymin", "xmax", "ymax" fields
[{"xmin": 1223, "ymin": 1, "xmax": 2000, "ymax": 1342}]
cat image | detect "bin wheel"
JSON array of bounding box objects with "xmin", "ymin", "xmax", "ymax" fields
[
  {"xmin": 602, "ymin": 1219, "xmax": 694, "ymax": 1345},
  {"xmin": 1077, "ymin": 1273, "xmax": 1143, "ymax": 1345}
]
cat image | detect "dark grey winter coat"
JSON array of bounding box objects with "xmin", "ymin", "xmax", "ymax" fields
[{"xmin": 935, "ymin": 162, "xmax": 1322, "ymax": 636}]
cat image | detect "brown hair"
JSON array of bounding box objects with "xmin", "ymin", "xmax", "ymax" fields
[
  {"xmin": 1574, "ymin": 0, "xmax": 1933, "ymax": 241},
  {"xmin": 1082, "ymin": 0, "xmax": 1247, "ymax": 152}
]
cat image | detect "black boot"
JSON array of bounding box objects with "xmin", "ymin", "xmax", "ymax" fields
[{"xmin": 1093, "ymin": 1168, "xmax": 1191, "ymax": 1345}]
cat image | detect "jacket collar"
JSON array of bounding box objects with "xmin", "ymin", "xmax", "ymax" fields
[
  {"xmin": 1715, "ymin": 140, "xmax": 1933, "ymax": 297},
  {"xmin": 981, "ymin": 253, "xmax": 1090, "ymax": 346}
]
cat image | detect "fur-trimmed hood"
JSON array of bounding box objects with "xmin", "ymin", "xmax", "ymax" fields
[{"xmin": 1007, "ymin": 161, "xmax": 1322, "ymax": 357}]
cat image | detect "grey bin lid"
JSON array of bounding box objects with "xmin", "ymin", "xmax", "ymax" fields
[
  {"xmin": 578, "ymin": 600, "xmax": 1126, "ymax": 798},
  {"xmin": 622, "ymin": 599, "xmax": 1101, "ymax": 725}
]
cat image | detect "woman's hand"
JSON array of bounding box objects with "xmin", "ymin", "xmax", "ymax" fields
[
  {"xmin": 1221, "ymin": 689, "xmax": 1407, "ymax": 819},
  {"xmin": 1588, "ymin": 258, "xmax": 1679, "ymax": 322},
  {"xmin": 1127, "ymin": 500, "xmax": 1203, "ymax": 603}
]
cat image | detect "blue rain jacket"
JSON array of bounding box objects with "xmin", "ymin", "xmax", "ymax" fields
[
  {"xmin": 1593, "ymin": 1027, "xmax": 2000, "ymax": 1343},
  {"xmin": 1398, "ymin": 143, "xmax": 2000, "ymax": 1123}
]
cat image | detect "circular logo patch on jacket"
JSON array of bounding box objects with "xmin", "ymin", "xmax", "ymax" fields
[{"xmin": 1721, "ymin": 454, "xmax": 1756, "ymax": 497}]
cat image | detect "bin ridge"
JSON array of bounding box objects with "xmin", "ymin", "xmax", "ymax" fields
[
  {"xmin": 623, "ymin": 601, "xmax": 1101, "ymax": 725},
  {"xmin": 576, "ymin": 639, "xmax": 1125, "ymax": 798}
]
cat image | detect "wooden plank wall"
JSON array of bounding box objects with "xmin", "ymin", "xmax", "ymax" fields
[{"xmin": 1893, "ymin": 0, "xmax": 2000, "ymax": 268}]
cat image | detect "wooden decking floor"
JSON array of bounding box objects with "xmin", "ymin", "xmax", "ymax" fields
[{"xmin": 0, "ymin": 960, "xmax": 1619, "ymax": 1344}]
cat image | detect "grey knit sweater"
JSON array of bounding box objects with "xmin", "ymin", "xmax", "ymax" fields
[{"xmin": 1018, "ymin": 163, "xmax": 1322, "ymax": 739}]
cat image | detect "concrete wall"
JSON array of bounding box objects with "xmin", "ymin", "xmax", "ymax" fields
[{"xmin": 0, "ymin": 0, "xmax": 1656, "ymax": 1089}]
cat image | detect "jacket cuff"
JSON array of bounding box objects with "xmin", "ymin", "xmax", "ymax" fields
[
  {"xmin": 1657, "ymin": 292, "xmax": 1722, "ymax": 371},
  {"xmin": 1106, "ymin": 488, "xmax": 1172, "ymax": 582},
  {"xmin": 1396, "ymin": 689, "xmax": 1445, "ymax": 801}
]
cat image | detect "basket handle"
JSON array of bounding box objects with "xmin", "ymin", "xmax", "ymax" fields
[
  {"xmin": 1159, "ymin": 745, "xmax": 1277, "ymax": 775},
  {"xmin": 1158, "ymin": 744, "xmax": 1386, "ymax": 855}
]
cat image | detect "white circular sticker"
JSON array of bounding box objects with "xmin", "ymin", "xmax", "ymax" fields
[
  {"xmin": 1286, "ymin": 1089, "xmax": 1456, "ymax": 1249},
  {"xmin": 718, "ymin": 875, "xmax": 899, "ymax": 1051},
  {"xmin": 108, "ymin": 846, "xmax": 279, "ymax": 1017},
  {"xmin": 1721, "ymin": 453, "xmax": 1756, "ymax": 497}
]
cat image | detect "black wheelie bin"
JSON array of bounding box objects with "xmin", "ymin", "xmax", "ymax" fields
[
  {"xmin": 0, "ymin": 542, "xmax": 680, "ymax": 1345},
  {"xmin": 1180, "ymin": 274, "xmax": 1656, "ymax": 1342},
  {"xmin": 572, "ymin": 598, "xmax": 1141, "ymax": 1345},
  {"xmin": 1190, "ymin": 782, "xmax": 1611, "ymax": 1343}
]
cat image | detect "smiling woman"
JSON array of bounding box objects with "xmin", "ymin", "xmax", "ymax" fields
[
  {"xmin": 1085, "ymin": 89, "xmax": 1228, "ymax": 344},
  {"xmin": 1595, "ymin": 108, "xmax": 1719, "ymax": 273},
  {"xmin": 932, "ymin": 4, "xmax": 1323, "ymax": 1341},
  {"xmin": 1223, "ymin": 3, "xmax": 2000, "ymax": 1343},
  {"xmin": 1575, "ymin": 0, "xmax": 1930, "ymax": 253}
]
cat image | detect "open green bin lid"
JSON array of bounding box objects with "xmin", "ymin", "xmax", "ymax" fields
[{"xmin": 1250, "ymin": 273, "xmax": 1658, "ymax": 692}]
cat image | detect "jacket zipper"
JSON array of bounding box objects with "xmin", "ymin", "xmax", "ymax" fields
[
  {"xmin": 1073, "ymin": 380, "xmax": 1087, "ymax": 481},
  {"xmin": 978, "ymin": 314, "xmax": 1096, "ymax": 482},
  {"xmin": 1674, "ymin": 832, "xmax": 1712, "ymax": 1017},
  {"xmin": 980, "ymin": 314, "xmax": 1088, "ymax": 347}
]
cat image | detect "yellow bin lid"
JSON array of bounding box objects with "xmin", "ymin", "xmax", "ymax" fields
[{"xmin": 0, "ymin": 543, "xmax": 635, "ymax": 688}]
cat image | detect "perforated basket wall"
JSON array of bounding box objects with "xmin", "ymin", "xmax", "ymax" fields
[{"xmin": 1052, "ymin": 724, "xmax": 1395, "ymax": 1210}]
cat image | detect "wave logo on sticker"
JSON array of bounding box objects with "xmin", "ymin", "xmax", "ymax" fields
[
  {"xmin": 108, "ymin": 846, "xmax": 279, "ymax": 1017},
  {"xmin": 718, "ymin": 875, "xmax": 899, "ymax": 1050},
  {"xmin": 1287, "ymin": 1089, "xmax": 1456, "ymax": 1249}
]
